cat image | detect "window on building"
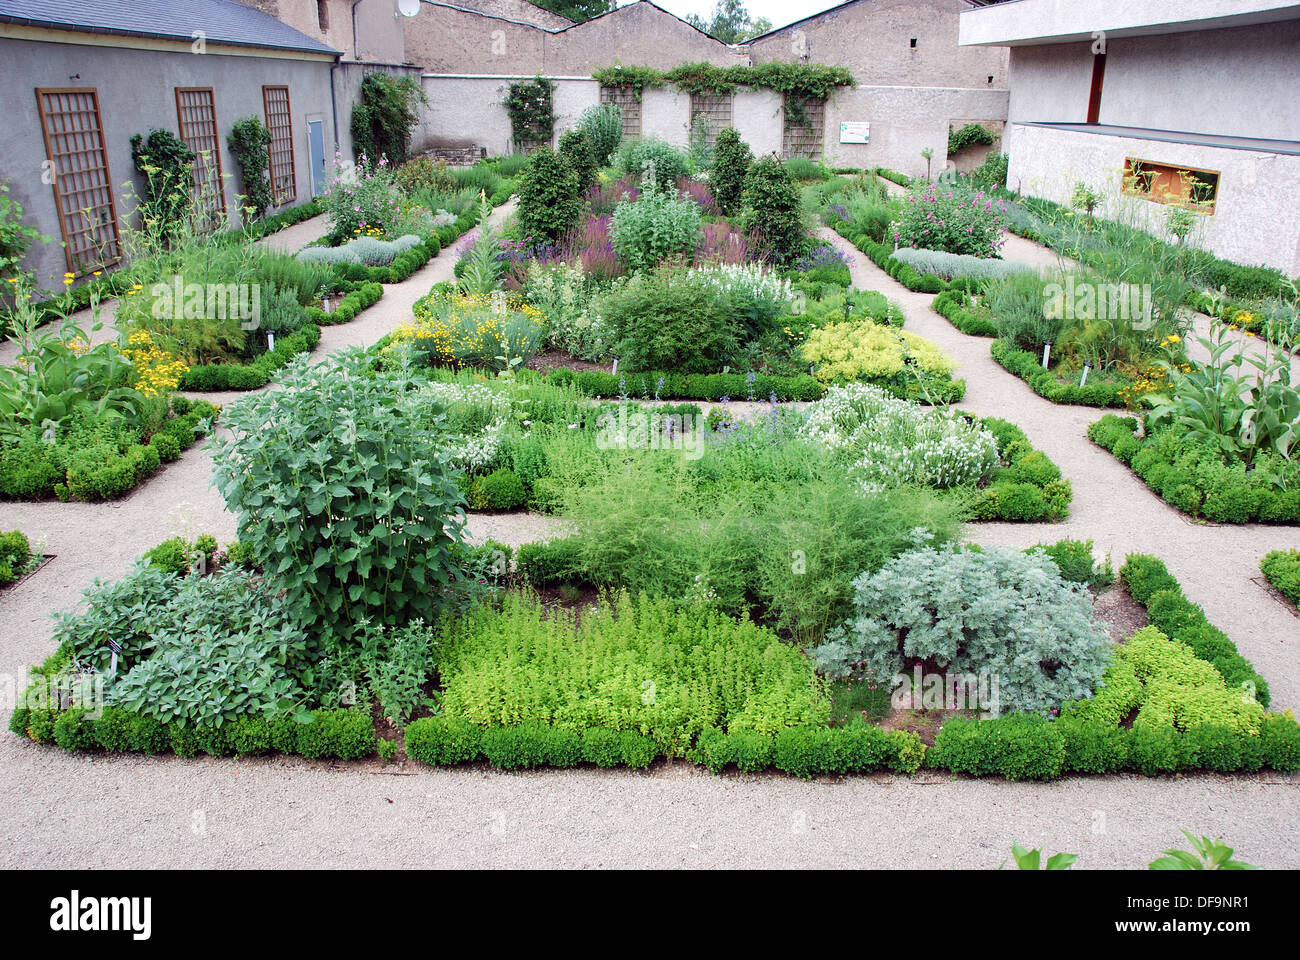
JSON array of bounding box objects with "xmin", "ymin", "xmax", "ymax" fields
[
  {"xmin": 1122, "ymin": 157, "xmax": 1220, "ymax": 215},
  {"xmin": 600, "ymin": 85, "xmax": 642, "ymax": 141},
  {"xmin": 782, "ymin": 94, "xmax": 825, "ymax": 161},
  {"xmin": 910, "ymin": 38, "xmax": 917, "ymax": 48},
  {"xmin": 689, "ymin": 92, "xmax": 733, "ymax": 153},
  {"xmin": 35, "ymin": 87, "xmax": 122, "ymax": 275},
  {"xmin": 317, "ymin": 0, "xmax": 330, "ymax": 33},
  {"xmin": 262, "ymin": 85, "xmax": 297, "ymax": 207},
  {"xmin": 175, "ymin": 87, "xmax": 227, "ymax": 229}
]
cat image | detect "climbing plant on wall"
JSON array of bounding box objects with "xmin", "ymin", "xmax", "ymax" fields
[
  {"xmin": 593, "ymin": 62, "xmax": 856, "ymax": 107},
  {"xmin": 227, "ymin": 117, "xmax": 273, "ymax": 221},
  {"xmin": 351, "ymin": 72, "xmax": 425, "ymax": 165},
  {"xmin": 505, "ymin": 76, "xmax": 558, "ymax": 150}
]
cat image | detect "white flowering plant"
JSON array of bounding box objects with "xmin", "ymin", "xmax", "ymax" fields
[{"xmin": 801, "ymin": 383, "xmax": 999, "ymax": 493}]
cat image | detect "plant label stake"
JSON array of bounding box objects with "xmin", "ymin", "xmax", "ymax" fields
[
  {"xmin": 322, "ymin": 296, "xmax": 331, "ymax": 314},
  {"xmin": 611, "ymin": 356, "xmax": 620, "ymax": 376},
  {"xmin": 1080, "ymin": 362, "xmax": 1092, "ymax": 387},
  {"xmin": 267, "ymin": 331, "xmax": 276, "ymax": 353},
  {"xmin": 1042, "ymin": 341, "xmax": 1053, "ymax": 369},
  {"xmin": 108, "ymin": 637, "xmax": 121, "ymax": 675}
]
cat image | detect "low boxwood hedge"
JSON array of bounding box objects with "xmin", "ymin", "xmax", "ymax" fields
[
  {"xmin": 546, "ymin": 369, "xmax": 827, "ymax": 403},
  {"xmin": 973, "ymin": 415, "xmax": 1073, "ymax": 522},
  {"xmin": 1120, "ymin": 553, "xmax": 1271, "ymax": 705},
  {"xmin": 932, "ymin": 288, "xmax": 997, "ymax": 337},
  {"xmin": 10, "ymin": 702, "xmax": 375, "ymax": 761},
  {"xmin": 181, "ymin": 323, "xmax": 323, "ymax": 392},
  {"xmin": 404, "ymin": 715, "xmax": 926, "ymax": 779},
  {"xmin": 990, "ymin": 339, "xmax": 1129, "ymax": 407},
  {"xmin": 1088, "ymin": 414, "xmax": 1300, "ymax": 524},
  {"xmin": 305, "ymin": 280, "xmax": 384, "ymax": 326}
]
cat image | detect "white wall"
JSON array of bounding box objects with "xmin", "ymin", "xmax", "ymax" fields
[{"xmin": 1006, "ymin": 122, "xmax": 1300, "ymax": 275}]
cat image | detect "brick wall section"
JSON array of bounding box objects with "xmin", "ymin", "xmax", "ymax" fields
[{"xmin": 744, "ymin": 0, "xmax": 1007, "ymax": 90}]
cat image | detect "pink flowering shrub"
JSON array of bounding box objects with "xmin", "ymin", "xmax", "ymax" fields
[
  {"xmin": 891, "ymin": 182, "xmax": 1007, "ymax": 259},
  {"xmin": 319, "ymin": 152, "xmax": 401, "ymax": 244}
]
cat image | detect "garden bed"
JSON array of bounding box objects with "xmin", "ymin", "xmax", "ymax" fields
[{"xmin": 1088, "ymin": 414, "xmax": 1300, "ymax": 523}]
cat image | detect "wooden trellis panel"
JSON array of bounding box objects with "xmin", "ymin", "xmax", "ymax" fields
[
  {"xmin": 600, "ymin": 86, "xmax": 642, "ymax": 141},
  {"xmin": 262, "ymin": 85, "xmax": 297, "ymax": 207},
  {"xmin": 782, "ymin": 94, "xmax": 826, "ymax": 161},
  {"xmin": 35, "ymin": 88, "xmax": 122, "ymax": 275},
  {"xmin": 175, "ymin": 87, "xmax": 227, "ymax": 228},
  {"xmin": 689, "ymin": 93, "xmax": 733, "ymax": 151}
]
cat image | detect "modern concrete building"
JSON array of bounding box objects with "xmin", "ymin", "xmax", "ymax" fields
[
  {"xmin": 960, "ymin": 0, "xmax": 1300, "ymax": 275},
  {"xmin": 0, "ymin": 0, "xmax": 341, "ymax": 284}
]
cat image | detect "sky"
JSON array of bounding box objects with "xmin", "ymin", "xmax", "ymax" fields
[{"xmin": 644, "ymin": 1, "xmax": 848, "ymax": 33}]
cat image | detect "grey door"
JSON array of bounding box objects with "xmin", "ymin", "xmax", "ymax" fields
[{"xmin": 308, "ymin": 119, "xmax": 326, "ymax": 197}]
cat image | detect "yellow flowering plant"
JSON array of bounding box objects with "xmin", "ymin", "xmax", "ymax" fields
[
  {"xmin": 391, "ymin": 291, "xmax": 545, "ymax": 373},
  {"xmin": 801, "ymin": 319, "xmax": 956, "ymax": 385}
]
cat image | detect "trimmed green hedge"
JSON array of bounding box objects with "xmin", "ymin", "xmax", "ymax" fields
[
  {"xmin": 9, "ymin": 702, "xmax": 375, "ymax": 760},
  {"xmin": 181, "ymin": 323, "xmax": 322, "ymax": 391},
  {"xmin": 404, "ymin": 716, "xmax": 926, "ymax": 779},
  {"xmin": 873, "ymin": 167, "xmax": 912, "ymax": 188},
  {"xmin": 546, "ymin": 368, "xmax": 827, "ymax": 403},
  {"xmin": 331, "ymin": 236, "xmax": 442, "ymax": 284},
  {"xmin": 932, "ymin": 288, "xmax": 997, "ymax": 337},
  {"xmin": 0, "ymin": 398, "xmax": 217, "ymax": 502},
  {"xmin": 973, "ymin": 415, "xmax": 1073, "ymax": 522},
  {"xmin": 928, "ymin": 712, "xmax": 1300, "ymax": 781},
  {"xmin": 305, "ymin": 280, "xmax": 384, "ymax": 326},
  {"xmin": 1261, "ymin": 550, "xmax": 1300, "ymax": 607},
  {"xmin": 990, "ymin": 339, "xmax": 1129, "ymax": 407},
  {"xmin": 1087, "ymin": 414, "xmax": 1300, "ymax": 523},
  {"xmin": 1121, "ymin": 553, "xmax": 1271, "ymax": 706}
]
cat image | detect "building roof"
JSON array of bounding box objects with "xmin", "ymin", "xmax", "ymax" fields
[{"xmin": 0, "ymin": 0, "xmax": 342, "ymax": 56}]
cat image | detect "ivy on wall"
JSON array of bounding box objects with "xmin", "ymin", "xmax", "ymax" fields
[
  {"xmin": 592, "ymin": 61, "xmax": 856, "ymax": 102},
  {"xmin": 505, "ymin": 76, "xmax": 558, "ymax": 148},
  {"xmin": 947, "ymin": 122, "xmax": 998, "ymax": 155}
]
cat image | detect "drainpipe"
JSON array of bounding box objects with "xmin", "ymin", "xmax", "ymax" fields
[
  {"xmin": 352, "ymin": 0, "xmax": 364, "ymax": 60},
  {"xmin": 330, "ymin": 59, "xmax": 341, "ymax": 152}
]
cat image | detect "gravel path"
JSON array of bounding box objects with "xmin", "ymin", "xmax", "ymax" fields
[{"xmin": 0, "ymin": 206, "xmax": 1296, "ymax": 870}]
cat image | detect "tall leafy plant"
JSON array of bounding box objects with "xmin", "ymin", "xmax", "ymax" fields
[
  {"xmin": 742, "ymin": 154, "xmax": 804, "ymax": 265},
  {"xmin": 711, "ymin": 127, "xmax": 752, "ymax": 217},
  {"xmin": 516, "ymin": 146, "xmax": 581, "ymax": 243},
  {"xmin": 210, "ymin": 352, "xmax": 471, "ymax": 644}
]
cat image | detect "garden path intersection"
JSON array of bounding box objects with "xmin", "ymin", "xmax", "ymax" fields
[{"xmin": 1, "ymin": 203, "xmax": 1296, "ymax": 870}]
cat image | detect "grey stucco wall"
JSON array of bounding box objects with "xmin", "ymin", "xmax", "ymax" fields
[
  {"xmin": 0, "ymin": 36, "xmax": 336, "ymax": 285},
  {"xmin": 826, "ymin": 86, "xmax": 1009, "ymax": 174},
  {"xmin": 1005, "ymin": 122, "xmax": 1300, "ymax": 276}
]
